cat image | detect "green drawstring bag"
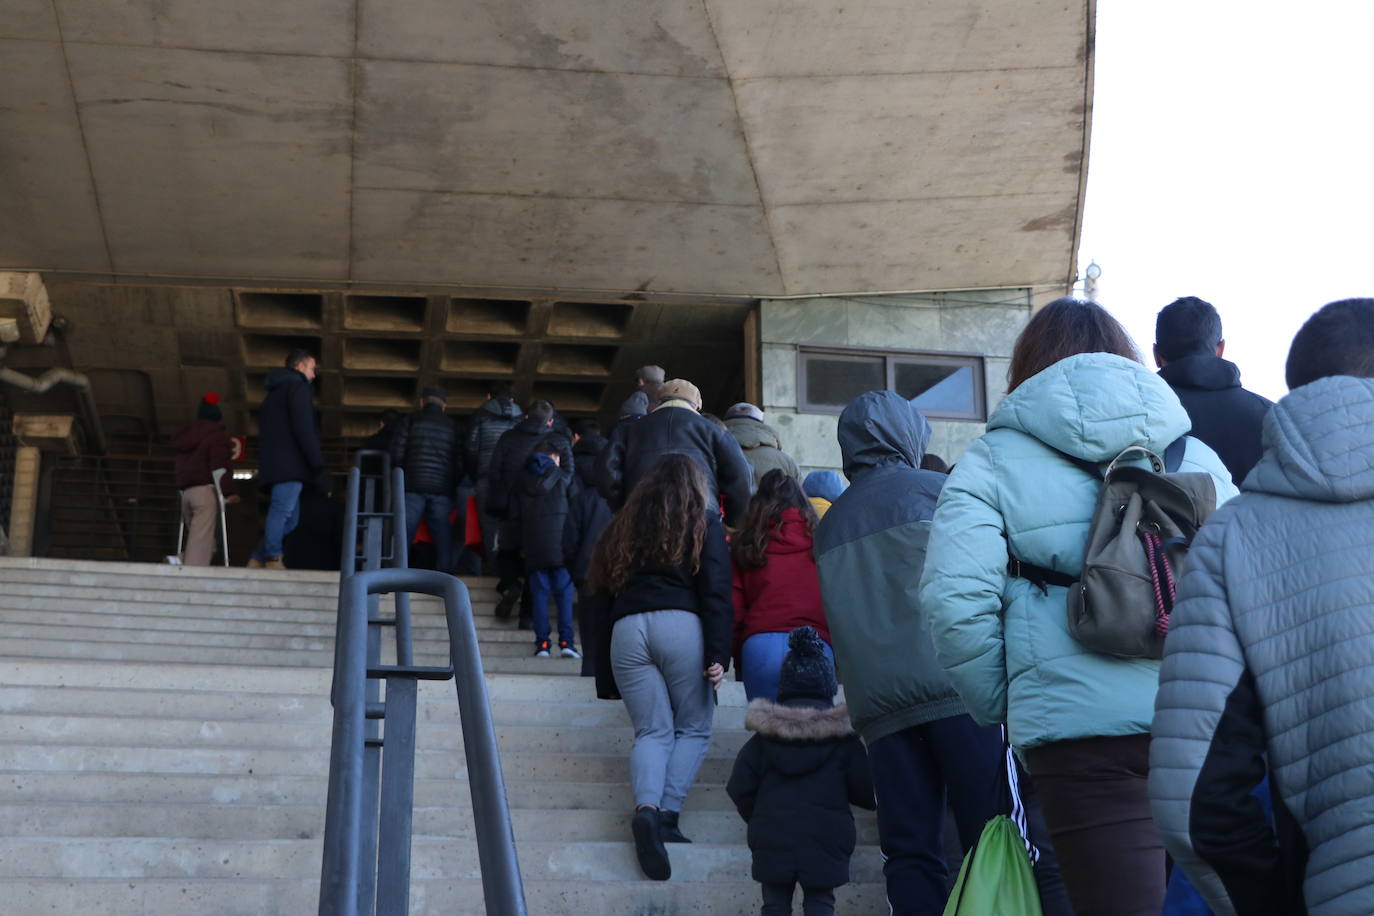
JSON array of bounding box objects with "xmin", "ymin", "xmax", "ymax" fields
[{"xmin": 942, "ymin": 815, "xmax": 1043, "ymax": 916}]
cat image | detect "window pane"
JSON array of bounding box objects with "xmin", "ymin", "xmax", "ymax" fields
[
  {"xmin": 894, "ymin": 362, "xmax": 978, "ymax": 414},
  {"xmin": 804, "ymin": 356, "xmax": 885, "ymax": 408}
]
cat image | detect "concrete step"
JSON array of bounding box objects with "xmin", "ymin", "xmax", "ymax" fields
[
  {"xmin": 0, "ymin": 581, "xmax": 500, "ymax": 614},
  {"xmin": 0, "ymin": 877, "xmax": 890, "ymax": 916},
  {"xmin": 0, "ymin": 771, "xmax": 745, "ymax": 811},
  {"xmin": 0, "ymin": 835, "xmax": 886, "ymax": 883},
  {"xmin": 0, "ymin": 683, "xmax": 749, "ymax": 729},
  {"xmin": 0, "ymin": 659, "xmax": 754, "ymax": 706},
  {"xmin": 0, "ymin": 802, "xmax": 882, "ymax": 846},
  {"xmin": 0, "ymin": 712, "xmax": 753, "ymax": 757}
]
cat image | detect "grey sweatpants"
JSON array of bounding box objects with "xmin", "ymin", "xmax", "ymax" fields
[{"xmin": 610, "ymin": 610, "xmax": 715, "ymax": 811}]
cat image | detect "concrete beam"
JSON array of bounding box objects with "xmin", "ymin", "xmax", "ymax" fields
[{"xmin": 0, "ymin": 273, "xmax": 52, "ymax": 344}]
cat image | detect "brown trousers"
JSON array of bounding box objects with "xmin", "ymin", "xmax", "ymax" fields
[
  {"xmin": 180, "ymin": 485, "xmax": 219, "ymax": 566},
  {"xmin": 1025, "ymin": 733, "xmax": 1164, "ymax": 916}
]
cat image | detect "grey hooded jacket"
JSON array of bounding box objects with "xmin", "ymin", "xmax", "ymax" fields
[
  {"xmin": 1151, "ymin": 376, "xmax": 1374, "ymax": 916},
  {"xmin": 813, "ymin": 391, "xmax": 966, "ymax": 745}
]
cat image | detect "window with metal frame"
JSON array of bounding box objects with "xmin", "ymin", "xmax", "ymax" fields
[{"xmin": 797, "ymin": 347, "xmax": 986, "ymax": 420}]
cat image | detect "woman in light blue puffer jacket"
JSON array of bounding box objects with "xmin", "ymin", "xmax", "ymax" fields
[{"xmin": 918, "ymin": 300, "xmax": 1237, "ymax": 916}]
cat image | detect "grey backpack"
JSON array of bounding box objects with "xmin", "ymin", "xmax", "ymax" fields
[{"xmin": 1010, "ymin": 441, "xmax": 1217, "ymax": 659}]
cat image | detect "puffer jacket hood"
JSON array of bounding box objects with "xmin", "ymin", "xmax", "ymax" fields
[
  {"xmin": 725, "ymin": 415, "xmax": 782, "ymax": 451},
  {"xmin": 747, "ymin": 701, "xmax": 853, "ymax": 778},
  {"xmin": 838, "ymin": 390, "xmax": 931, "ymax": 481},
  {"xmin": 1245, "ymin": 376, "xmax": 1374, "ymax": 503},
  {"xmin": 264, "ymin": 367, "xmax": 308, "ymax": 392},
  {"xmin": 767, "ymin": 509, "xmax": 813, "ymax": 557},
  {"xmin": 989, "ymin": 353, "xmax": 1191, "ymax": 461},
  {"xmin": 572, "ymin": 433, "xmax": 608, "ymax": 490},
  {"xmin": 477, "ymin": 397, "xmax": 521, "ymax": 422}
]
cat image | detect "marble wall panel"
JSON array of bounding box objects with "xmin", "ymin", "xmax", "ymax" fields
[
  {"xmin": 761, "ymin": 342, "xmax": 797, "ymax": 409},
  {"xmin": 844, "ymin": 298, "xmax": 942, "ymax": 350},
  {"xmin": 940, "ymin": 304, "xmax": 1032, "ymax": 358},
  {"xmin": 760, "ymin": 298, "xmax": 847, "ymax": 346}
]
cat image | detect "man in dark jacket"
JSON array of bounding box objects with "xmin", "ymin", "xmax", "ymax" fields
[
  {"xmin": 597, "ymin": 378, "xmax": 753, "ymax": 526},
  {"xmin": 487, "ymin": 400, "xmax": 574, "ymax": 617},
  {"xmin": 465, "ymin": 381, "xmax": 523, "ymax": 566},
  {"xmin": 815, "ymin": 391, "xmax": 1066, "ymax": 916},
  {"xmin": 250, "ymin": 349, "xmax": 323, "ymax": 569},
  {"xmin": 1155, "ymin": 296, "xmax": 1272, "ymax": 484},
  {"xmin": 173, "ymin": 392, "xmax": 239, "ymax": 566},
  {"xmin": 512, "ymin": 440, "xmax": 578, "ymax": 658},
  {"xmin": 390, "ymin": 386, "xmax": 461, "ymax": 572}
]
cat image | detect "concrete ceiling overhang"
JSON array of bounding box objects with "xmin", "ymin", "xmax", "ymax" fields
[{"xmin": 0, "ymin": 0, "xmax": 1093, "ymax": 299}]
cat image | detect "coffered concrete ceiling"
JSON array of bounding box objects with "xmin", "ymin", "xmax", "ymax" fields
[{"xmin": 0, "ymin": 0, "xmax": 1093, "ymax": 298}]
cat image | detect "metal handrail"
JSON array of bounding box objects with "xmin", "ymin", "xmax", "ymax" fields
[{"xmin": 319, "ymin": 451, "xmax": 526, "ymax": 915}]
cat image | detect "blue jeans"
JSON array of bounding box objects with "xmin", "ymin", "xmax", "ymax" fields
[
  {"xmin": 404, "ymin": 492, "xmax": 454, "ymax": 572},
  {"xmin": 253, "ymin": 481, "xmax": 303, "ymax": 561},
  {"xmin": 741, "ymin": 631, "xmax": 834, "ymax": 702},
  {"xmin": 528, "ymin": 567, "xmax": 575, "ymax": 646}
]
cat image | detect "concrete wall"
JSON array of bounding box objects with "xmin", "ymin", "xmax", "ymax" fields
[{"xmin": 760, "ymin": 289, "xmax": 1032, "ymax": 473}]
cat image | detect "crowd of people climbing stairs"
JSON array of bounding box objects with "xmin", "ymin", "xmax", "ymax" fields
[{"xmin": 178, "ymin": 293, "xmax": 1374, "ymax": 915}]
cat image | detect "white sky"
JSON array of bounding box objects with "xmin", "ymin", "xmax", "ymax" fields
[{"xmin": 1076, "ymin": 2, "xmax": 1374, "ymax": 402}]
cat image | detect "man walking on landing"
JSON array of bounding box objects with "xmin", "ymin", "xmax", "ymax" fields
[
  {"xmin": 1155, "ymin": 296, "xmax": 1272, "ymax": 484},
  {"xmin": 390, "ymin": 385, "xmax": 462, "ymax": 573},
  {"xmin": 250, "ymin": 349, "xmax": 323, "ymax": 570}
]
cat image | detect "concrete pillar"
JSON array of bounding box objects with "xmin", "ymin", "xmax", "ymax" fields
[
  {"xmin": 7, "ymin": 445, "xmax": 40, "ymax": 557},
  {"xmin": 0, "ymin": 272, "xmax": 52, "ymax": 344}
]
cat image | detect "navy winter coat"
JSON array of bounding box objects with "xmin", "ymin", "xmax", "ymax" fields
[
  {"xmin": 256, "ymin": 367, "xmax": 324, "ymax": 487},
  {"xmin": 565, "ymin": 434, "xmax": 612, "ymax": 584},
  {"xmin": 464, "ymin": 397, "xmax": 522, "ymax": 481},
  {"xmin": 511, "ymin": 452, "xmax": 571, "ymax": 571},
  {"xmin": 486, "ymin": 418, "xmax": 574, "ymax": 519},
  {"xmin": 727, "ymin": 699, "xmax": 876, "ymax": 888},
  {"xmin": 1159, "ymin": 354, "xmax": 1272, "ymax": 485}
]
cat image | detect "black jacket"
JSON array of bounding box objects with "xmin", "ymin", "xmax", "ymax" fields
[
  {"xmin": 465, "ymin": 398, "xmax": 523, "ymax": 481},
  {"xmin": 390, "ymin": 404, "xmax": 461, "ymax": 496},
  {"xmin": 257, "ymin": 367, "xmax": 324, "ymax": 487},
  {"xmin": 589, "ymin": 515, "xmax": 734, "ymax": 698},
  {"xmin": 1159, "ymin": 355, "xmax": 1272, "ymax": 485},
  {"xmin": 565, "ymin": 434, "xmax": 613, "ymax": 584},
  {"xmin": 487, "ymin": 418, "xmax": 574, "ymax": 519},
  {"xmin": 727, "ymin": 700, "xmax": 876, "ymax": 888},
  {"xmin": 597, "ymin": 404, "xmax": 753, "ymax": 526},
  {"xmin": 511, "ymin": 452, "xmax": 572, "ymax": 571}
]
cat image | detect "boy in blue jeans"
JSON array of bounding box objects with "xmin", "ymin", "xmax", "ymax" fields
[{"xmin": 512, "ymin": 440, "xmax": 578, "ymax": 658}]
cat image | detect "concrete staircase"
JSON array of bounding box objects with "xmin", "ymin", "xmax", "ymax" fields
[{"xmin": 0, "ymin": 558, "xmax": 885, "ymax": 914}]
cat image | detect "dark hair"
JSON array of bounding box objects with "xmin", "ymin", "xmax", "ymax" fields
[
  {"xmin": 1155, "ymin": 296, "xmax": 1223, "ymax": 362},
  {"xmin": 920, "ymin": 453, "xmax": 950, "ymax": 474},
  {"xmin": 1285, "ymin": 298, "xmax": 1374, "ymax": 390},
  {"xmin": 285, "ymin": 348, "xmax": 315, "ymax": 371},
  {"xmin": 487, "ymin": 380, "xmax": 513, "ymax": 399},
  {"xmin": 572, "ymin": 418, "xmax": 601, "ymax": 439},
  {"xmin": 379, "ymin": 409, "xmax": 402, "ymax": 428},
  {"xmin": 534, "ymin": 438, "xmax": 560, "ymax": 457},
  {"xmin": 421, "ymin": 385, "xmax": 446, "ymax": 406},
  {"xmin": 732, "ymin": 469, "xmax": 818, "ymax": 570},
  {"xmin": 1007, "ymin": 298, "xmax": 1141, "ymax": 392},
  {"xmin": 587, "ymin": 455, "xmax": 710, "ymax": 594},
  {"xmin": 526, "ymin": 400, "xmax": 554, "ymax": 424}
]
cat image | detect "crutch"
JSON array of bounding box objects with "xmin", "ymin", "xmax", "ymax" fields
[{"xmin": 211, "ymin": 467, "xmax": 230, "ymax": 567}]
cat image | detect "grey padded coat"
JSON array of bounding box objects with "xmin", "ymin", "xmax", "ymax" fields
[{"xmin": 1150, "ymin": 375, "xmax": 1374, "ymax": 916}]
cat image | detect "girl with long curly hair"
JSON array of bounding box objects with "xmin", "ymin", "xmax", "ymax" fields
[
  {"xmin": 731, "ymin": 469, "xmax": 832, "ymax": 702},
  {"xmin": 585, "ymin": 453, "xmax": 733, "ymax": 882}
]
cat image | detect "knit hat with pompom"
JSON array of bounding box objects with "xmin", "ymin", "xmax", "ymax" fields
[
  {"xmin": 197, "ymin": 392, "xmax": 222, "ymax": 422},
  {"xmin": 776, "ymin": 626, "xmax": 837, "ymax": 706}
]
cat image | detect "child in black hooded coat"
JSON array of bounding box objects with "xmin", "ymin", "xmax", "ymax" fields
[{"xmin": 727, "ymin": 626, "xmax": 876, "ymax": 915}]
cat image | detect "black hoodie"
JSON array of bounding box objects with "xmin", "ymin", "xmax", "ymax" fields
[
  {"xmin": 727, "ymin": 699, "xmax": 876, "ymax": 888},
  {"xmin": 1158, "ymin": 354, "xmax": 1272, "ymax": 485}
]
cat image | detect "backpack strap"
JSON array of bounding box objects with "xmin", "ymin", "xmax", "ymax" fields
[
  {"xmin": 1163, "ymin": 436, "xmax": 1187, "ymax": 473},
  {"xmin": 1007, "ymin": 557, "xmax": 1077, "ymax": 595}
]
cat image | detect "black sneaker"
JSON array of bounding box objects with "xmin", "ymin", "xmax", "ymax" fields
[
  {"xmin": 659, "ymin": 809, "xmax": 691, "ymax": 843},
  {"xmin": 631, "ymin": 807, "xmax": 671, "ymax": 881},
  {"xmin": 494, "ymin": 582, "xmax": 521, "ymax": 619},
  {"xmin": 559, "ymin": 642, "xmax": 581, "ymax": 659},
  {"xmin": 533, "ymin": 640, "xmax": 550, "ymax": 658}
]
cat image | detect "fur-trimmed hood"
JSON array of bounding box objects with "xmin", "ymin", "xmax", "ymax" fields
[
  {"xmin": 746, "ymin": 699, "xmax": 854, "ymax": 741},
  {"xmin": 744, "ymin": 699, "xmax": 857, "ymax": 778}
]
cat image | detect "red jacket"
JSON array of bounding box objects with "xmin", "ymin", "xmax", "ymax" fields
[
  {"xmin": 731, "ymin": 508, "xmax": 829, "ymax": 655},
  {"xmin": 172, "ymin": 420, "xmax": 236, "ymax": 497}
]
